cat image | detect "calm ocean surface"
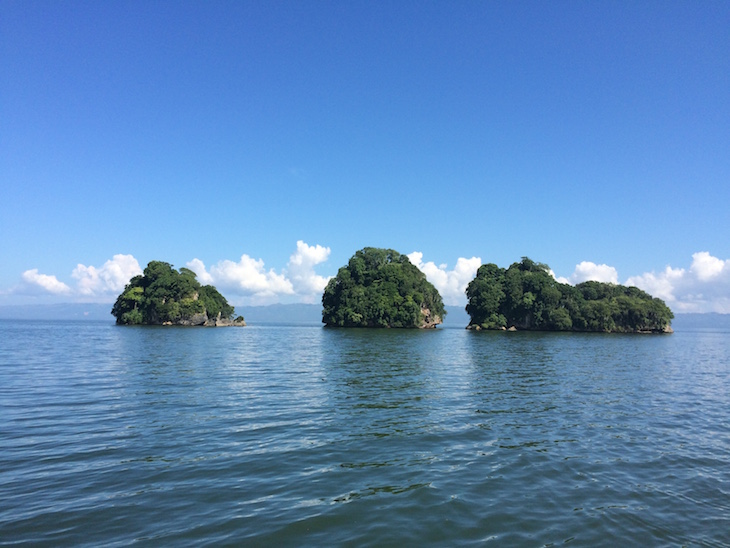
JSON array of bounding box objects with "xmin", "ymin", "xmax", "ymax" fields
[{"xmin": 1, "ymin": 320, "xmax": 729, "ymax": 546}]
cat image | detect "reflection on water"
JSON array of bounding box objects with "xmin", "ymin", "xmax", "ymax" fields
[
  {"xmin": 1, "ymin": 321, "xmax": 729, "ymax": 546},
  {"xmin": 321, "ymin": 330, "xmax": 440, "ymax": 437}
]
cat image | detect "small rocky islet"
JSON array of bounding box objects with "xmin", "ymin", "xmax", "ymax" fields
[
  {"xmin": 464, "ymin": 257, "xmax": 673, "ymax": 333},
  {"xmin": 321, "ymin": 247, "xmax": 446, "ymax": 328},
  {"xmin": 111, "ymin": 261, "xmax": 245, "ymax": 327}
]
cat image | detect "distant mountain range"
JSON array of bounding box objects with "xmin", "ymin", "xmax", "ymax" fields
[
  {"xmin": 0, "ymin": 303, "xmax": 115, "ymax": 321},
  {"xmin": 0, "ymin": 303, "xmax": 728, "ymax": 331},
  {"xmin": 0, "ymin": 303, "xmax": 471, "ymax": 325}
]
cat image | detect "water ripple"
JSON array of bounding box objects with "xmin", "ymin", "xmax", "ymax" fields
[{"xmin": 1, "ymin": 322, "xmax": 729, "ymax": 546}]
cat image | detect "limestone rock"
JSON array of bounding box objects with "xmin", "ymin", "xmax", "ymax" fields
[
  {"xmin": 204, "ymin": 312, "xmax": 246, "ymax": 327},
  {"xmin": 419, "ymin": 305, "xmax": 442, "ymax": 329}
]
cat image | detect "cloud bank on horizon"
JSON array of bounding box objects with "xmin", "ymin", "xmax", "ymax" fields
[{"xmin": 7, "ymin": 244, "xmax": 730, "ymax": 314}]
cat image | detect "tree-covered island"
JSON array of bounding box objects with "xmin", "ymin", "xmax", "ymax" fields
[
  {"xmin": 111, "ymin": 261, "xmax": 245, "ymax": 326},
  {"xmin": 466, "ymin": 257, "xmax": 673, "ymax": 333},
  {"xmin": 322, "ymin": 247, "xmax": 446, "ymax": 328}
]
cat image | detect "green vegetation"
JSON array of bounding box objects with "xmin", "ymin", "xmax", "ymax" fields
[
  {"xmin": 322, "ymin": 247, "xmax": 446, "ymax": 328},
  {"xmin": 111, "ymin": 261, "xmax": 240, "ymax": 325},
  {"xmin": 465, "ymin": 257, "xmax": 673, "ymax": 333}
]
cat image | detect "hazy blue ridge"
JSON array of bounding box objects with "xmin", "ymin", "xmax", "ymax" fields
[
  {"xmin": 0, "ymin": 303, "xmax": 114, "ymax": 321},
  {"xmin": 0, "ymin": 303, "xmax": 728, "ymax": 331}
]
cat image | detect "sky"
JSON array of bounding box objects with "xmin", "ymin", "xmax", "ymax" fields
[{"xmin": 2, "ymin": 1, "xmax": 729, "ymax": 313}]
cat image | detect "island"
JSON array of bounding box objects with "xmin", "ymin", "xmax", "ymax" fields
[
  {"xmin": 322, "ymin": 247, "xmax": 446, "ymax": 328},
  {"xmin": 466, "ymin": 257, "xmax": 673, "ymax": 333},
  {"xmin": 111, "ymin": 261, "xmax": 245, "ymax": 326}
]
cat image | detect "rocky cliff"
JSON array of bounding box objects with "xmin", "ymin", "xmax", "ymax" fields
[
  {"xmin": 162, "ymin": 312, "xmax": 246, "ymax": 327},
  {"xmin": 419, "ymin": 305, "xmax": 442, "ymax": 329}
]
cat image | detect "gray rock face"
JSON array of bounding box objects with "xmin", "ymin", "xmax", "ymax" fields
[
  {"xmin": 178, "ymin": 313, "xmax": 208, "ymax": 326},
  {"xmin": 419, "ymin": 306, "xmax": 442, "ymax": 329},
  {"xmin": 204, "ymin": 312, "xmax": 246, "ymax": 327},
  {"xmin": 160, "ymin": 312, "xmax": 245, "ymax": 327}
]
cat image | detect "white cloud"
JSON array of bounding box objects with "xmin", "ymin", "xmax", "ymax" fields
[
  {"xmin": 21, "ymin": 269, "xmax": 72, "ymax": 294},
  {"xmin": 9, "ymin": 242, "xmax": 332, "ymax": 306},
  {"xmin": 285, "ymin": 241, "xmax": 332, "ymax": 301},
  {"xmin": 185, "ymin": 258, "xmax": 214, "ymax": 285},
  {"xmin": 16, "ymin": 255, "xmax": 141, "ymax": 300},
  {"xmin": 568, "ymin": 261, "xmax": 619, "ymax": 285},
  {"xmin": 549, "ymin": 270, "xmax": 571, "ymax": 285},
  {"xmin": 555, "ymin": 253, "xmax": 730, "ymax": 312},
  {"xmin": 406, "ymin": 251, "xmax": 730, "ymax": 314},
  {"xmin": 624, "ymin": 265, "xmax": 685, "ymax": 303},
  {"xmin": 186, "ymin": 241, "xmax": 332, "ymax": 304},
  {"xmin": 72, "ymin": 254, "xmax": 142, "ymax": 297},
  {"xmin": 689, "ymin": 251, "xmax": 727, "ymax": 281},
  {"xmin": 626, "ymin": 251, "xmax": 730, "ymax": 313},
  {"xmin": 12, "ymin": 247, "xmax": 730, "ymax": 314},
  {"xmin": 408, "ymin": 252, "xmax": 482, "ymax": 305},
  {"xmin": 188, "ymin": 255, "xmax": 294, "ymax": 303}
]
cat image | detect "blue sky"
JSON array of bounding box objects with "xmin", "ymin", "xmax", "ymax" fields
[{"xmin": 2, "ymin": 1, "xmax": 729, "ymax": 312}]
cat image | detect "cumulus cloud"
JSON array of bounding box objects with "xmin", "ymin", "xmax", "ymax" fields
[
  {"xmin": 285, "ymin": 241, "xmax": 332, "ymax": 301},
  {"xmin": 626, "ymin": 252, "xmax": 730, "ymax": 313},
  {"xmin": 13, "ymin": 247, "xmax": 730, "ymax": 313},
  {"xmin": 186, "ymin": 241, "xmax": 331, "ymax": 304},
  {"xmin": 72, "ymin": 254, "xmax": 142, "ymax": 296},
  {"xmin": 567, "ymin": 261, "xmax": 619, "ymax": 285},
  {"xmin": 21, "ymin": 269, "xmax": 72, "ymax": 294},
  {"xmin": 557, "ymin": 252, "xmax": 730, "ymax": 313},
  {"xmin": 690, "ymin": 251, "xmax": 727, "ymax": 281},
  {"xmin": 185, "ymin": 258, "xmax": 214, "ymax": 285},
  {"xmin": 16, "ymin": 255, "xmax": 141, "ymax": 300},
  {"xmin": 407, "ymin": 252, "xmax": 482, "ymax": 305},
  {"xmin": 624, "ymin": 266, "xmax": 685, "ymax": 303},
  {"xmin": 549, "ymin": 270, "xmax": 571, "ymax": 285},
  {"xmin": 11, "ymin": 242, "xmax": 332, "ymax": 306},
  {"xmin": 188, "ymin": 255, "xmax": 294, "ymax": 302}
]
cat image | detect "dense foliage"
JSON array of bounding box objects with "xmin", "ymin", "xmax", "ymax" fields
[
  {"xmin": 465, "ymin": 257, "xmax": 673, "ymax": 332},
  {"xmin": 111, "ymin": 261, "xmax": 238, "ymax": 325},
  {"xmin": 322, "ymin": 247, "xmax": 446, "ymax": 328}
]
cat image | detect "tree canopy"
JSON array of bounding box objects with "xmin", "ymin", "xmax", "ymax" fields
[
  {"xmin": 111, "ymin": 261, "xmax": 239, "ymax": 325},
  {"xmin": 322, "ymin": 247, "xmax": 446, "ymax": 328},
  {"xmin": 465, "ymin": 257, "xmax": 673, "ymax": 333}
]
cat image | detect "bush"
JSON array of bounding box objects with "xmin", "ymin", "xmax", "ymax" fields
[
  {"xmin": 322, "ymin": 247, "xmax": 446, "ymax": 328},
  {"xmin": 111, "ymin": 261, "xmax": 237, "ymax": 325},
  {"xmin": 465, "ymin": 257, "xmax": 673, "ymax": 332}
]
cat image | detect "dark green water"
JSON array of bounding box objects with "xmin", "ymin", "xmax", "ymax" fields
[{"xmin": 1, "ymin": 320, "xmax": 729, "ymax": 546}]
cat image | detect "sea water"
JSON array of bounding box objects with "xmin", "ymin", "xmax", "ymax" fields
[{"xmin": 1, "ymin": 320, "xmax": 729, "ymax": 546}]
